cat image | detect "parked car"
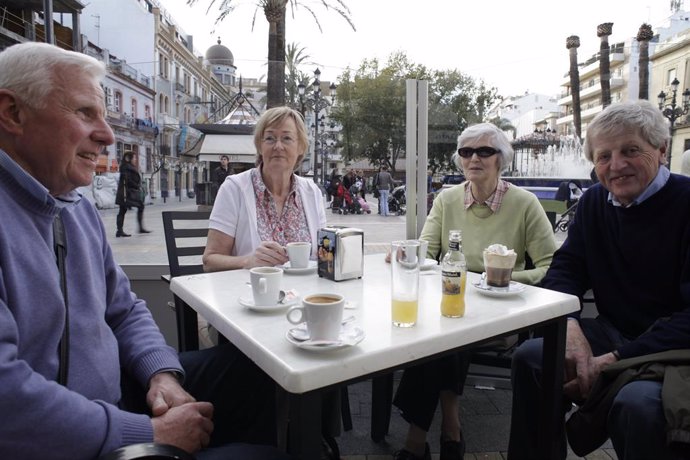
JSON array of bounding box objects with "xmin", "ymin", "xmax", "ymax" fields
[{"xmin": 441, "ymin": 174, "xmax": 465, "ymax": 189}]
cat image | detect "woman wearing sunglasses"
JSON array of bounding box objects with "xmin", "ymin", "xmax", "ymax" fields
[{"xmin": 392, "ymin": 123, "xmax": 557, "ymax": 460}]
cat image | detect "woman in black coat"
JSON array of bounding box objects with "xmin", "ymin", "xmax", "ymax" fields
[{"xmin": 115, "ymin": 151, "xmax": 150, "ymax": 237}]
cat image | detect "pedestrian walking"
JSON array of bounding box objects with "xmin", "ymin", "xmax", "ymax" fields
[
  {"xmin": 115, "ymin": 151, "xmax": 150, "ymax": 236},
  {"xmin": 377, "ymin": 165, "xmax": 394, "ymax": 216}
]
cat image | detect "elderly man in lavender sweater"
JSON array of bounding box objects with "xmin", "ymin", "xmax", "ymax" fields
[{"xmin": 0, "ymin": 42, "xmax": 287, "ymax": 460}]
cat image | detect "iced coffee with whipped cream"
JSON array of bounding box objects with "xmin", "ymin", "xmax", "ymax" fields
[{"xmin": 483, "ymin": 244, "xmax": 517, "ymax": 288}]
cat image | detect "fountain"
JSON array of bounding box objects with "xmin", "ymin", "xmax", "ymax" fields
[
  {"xmin": 506, "ymin": 134, "xmax": 594, "ymax": 199},
  {"xmin": 512, "ymin": 135, "xmax": 592, "ymax": 179}
]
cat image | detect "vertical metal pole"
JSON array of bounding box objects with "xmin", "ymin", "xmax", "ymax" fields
[
  {"xmin": 405, "ymin": 80, "xmax": 417, "ymax": 240},
  {"xmin": 71, "ymin": 10, "xmax": 81, "ymax": 51},
  {"xmin": 314, "ymin": 110, "xmax": 320, "ymax": 183},
  {"xmin": 417, "ymin": 81, "xmax": 429, "ymax": 235},
  {"xmin": 668, "ymin": 88, "xmax": 677, "ymax": 169},
  {"xmin": 43, "ymin": 0, "xmax": 55, "ymax": 44},
  {"xmin": 405, "ymin": 80, "xmax": 429, "ymax": 239}
]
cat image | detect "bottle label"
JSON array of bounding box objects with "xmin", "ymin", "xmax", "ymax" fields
[
  {"xmin": 448, "ymin": 241, "xmax": 460, "ymax": 251},
  {"xmin": 442, "ymin": 271, "xmax": 462, "ymax": 295}
]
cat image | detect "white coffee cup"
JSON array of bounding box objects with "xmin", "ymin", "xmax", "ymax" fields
[
  {"xmin": 286, "ymin": 293, "xmax": 344, "ymax": 341},
  {"xmin": 286, "ymin": 241, "xmax": 311, "ymax": 269},
  {"xmin": 249, "ymin": 267, "xmax": 283, "ymax": 306}
]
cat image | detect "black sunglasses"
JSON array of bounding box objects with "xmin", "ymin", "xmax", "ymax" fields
[{"xmin": 457, "ymin": 146, "xmax": 500, "ymax": 158}]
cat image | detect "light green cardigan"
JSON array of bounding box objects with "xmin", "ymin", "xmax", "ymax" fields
[{"xmin": 421, "ymin": 183, "xmax": 556, "ymax": 286}]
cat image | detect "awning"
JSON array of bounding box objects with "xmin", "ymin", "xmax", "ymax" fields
[{"xmin": 197, "ymin": 134, "xmax": 257, "ymax": 163}]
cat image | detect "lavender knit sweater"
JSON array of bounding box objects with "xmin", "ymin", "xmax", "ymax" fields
[{"xmin": 0, "ymin": 150, "xmax": 182, "ymax": 459}]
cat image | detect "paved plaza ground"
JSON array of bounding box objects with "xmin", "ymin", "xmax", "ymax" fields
[{"xmin": 98, "ymin": 195, "xmax": 616, "ymax": 460}]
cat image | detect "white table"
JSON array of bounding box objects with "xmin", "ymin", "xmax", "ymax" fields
[{"xmin": 171, "ymin": 255, "xmax": 579, "ymax": 459}]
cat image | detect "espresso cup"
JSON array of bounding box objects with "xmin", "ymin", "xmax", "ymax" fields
[
  {"xmin": 286, "ymin": 293, "xmax": 344, "ymax": 341},
  {"xmin": 286, "ymin": 241, "xmax": 311, "ymax": 269},
  {"xmin": 249, "ymin": 267, "xmax": 283, "ymax": 306}
]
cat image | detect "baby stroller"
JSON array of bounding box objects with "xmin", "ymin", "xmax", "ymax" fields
[
  {"xmin": 334, "ymin": 183, "xmax": 361, "ymax": 214},
  {"xmin": 348, "ymin": 182, "xmax": 366, "ymax": 214},
  {"xmin": 388, "ymin": 184, "xmax": 407, "ymax": 215},
  {"xmin": 553, "ymin": 180, "xmax": 582, "ymax": 232},
  {"xmin": 357, "ymin": 196, "xmax": 371, "ymax": 214}
]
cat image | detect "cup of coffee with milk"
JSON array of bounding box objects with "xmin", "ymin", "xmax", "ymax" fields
[{"xmin": 483, "ymin": 244, "xmax": 517, "ymax": 288}]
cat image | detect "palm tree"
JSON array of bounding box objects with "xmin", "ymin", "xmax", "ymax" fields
[
  {"xmin": 566, "ymin": 35, "xmax": 582, "ymax": 139},
  {"xmin": 187, "ymin": 0, "xmax": 355, "ymax": 108},
  {"xmin": 285, "ymin": 42, "xmax": 311, "ymax": 109},
  {"xmin": 637, "ymin": 23, "xmax": 654, "ymax": 100},
  {"xmin": 597, "ymin": 22, "xmax": 613, "ymax": 108}
]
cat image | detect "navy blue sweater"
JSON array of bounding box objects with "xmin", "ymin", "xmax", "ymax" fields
[{"xmin": 542, "ymin": 173, "xmax": 690, "ymax": 359}]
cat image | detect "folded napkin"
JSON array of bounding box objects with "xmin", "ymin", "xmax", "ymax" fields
[{"xmin": 340, "ymin": 234, "xmax": 363, "ymax": 275}]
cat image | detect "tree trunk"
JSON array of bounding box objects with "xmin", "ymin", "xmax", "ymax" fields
[
  {"xmin": 567, "ymin": 35, "xmax": 582, "ymax": 139},
  {"xmin": 598, "ymin": 23, "xmax": 613, "ymax": 108},
  {"xmin": 637, "ymin": 24, "xmax": 654, "ymax": 100},
  {"xmin": 265, "ymin": 0, "xmax": 287, "ymax": 108},
  {"xmin": 276, "ymin": 14, "xmax": 286, "ymax": 103}
]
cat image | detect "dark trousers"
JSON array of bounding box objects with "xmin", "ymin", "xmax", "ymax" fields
[
  {"xmin": 508, "ymin": 317, "xmax": 683, "ymax": 460},
  {"xmin": 393, "ymin": 351, "xmax": 471, "ymax": 431},
  {"xmin": 121, "ymin": 343, "xmax": 290, "ymax": 459},
  {"xmin": 116, "ymin": 203, "xmax": 145, "ymax": 232}
]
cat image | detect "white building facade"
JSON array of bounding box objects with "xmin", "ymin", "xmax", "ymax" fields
[
  {"xmin": 486, "ymin": 93, "xmax": 560, "ymax": 138},
  {"xmin": 78, "ymin": 0, "xmax": 235, "ymax": 200}
]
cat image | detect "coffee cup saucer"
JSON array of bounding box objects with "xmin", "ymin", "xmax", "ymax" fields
[
  {"xmin": 286, "ymin": 323, "xmax": 365, "ymax": 351},
  {"xmin": 280, "ymin": 260, "xmax": 318, "ymax": 275},
  {"xmin": 420, "ymin": 258, "xmax": 439, "ymax": 271},
  {"xmin": 471, "ymin": 278, "xmax": 526, "ymax": 298},
  {"xmin": 238, "ymin": 295, "xmax": 299, "ymax": 312}
]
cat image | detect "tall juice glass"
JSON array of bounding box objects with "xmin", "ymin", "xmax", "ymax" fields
[{"xmin": 391, "ymin": 240, "xmax": 422, "ymax": 327}]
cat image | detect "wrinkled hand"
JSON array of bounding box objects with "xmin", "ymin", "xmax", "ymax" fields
[
  {"xmin": 245, "ymin": 241, "xmax": 288, "ymax": 268},
  {"xmin": 147, "ymin": 372, "xmax": 196, "ymax": 416},
  {"xmin": 562, "ymin": 320, "xmax": 617, "ymax": 401},
  {"xmin": 563, "ymin": 319, "xmax": 593, "ymax": 401},
  {"xmin": 152, "ymin": 401, "xmax": 214, "ymax": 454}
]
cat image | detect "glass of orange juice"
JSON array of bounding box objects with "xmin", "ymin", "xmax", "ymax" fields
[{"xmin": 391, "ymin": 240, "xmax": 422, "ymax": 327}]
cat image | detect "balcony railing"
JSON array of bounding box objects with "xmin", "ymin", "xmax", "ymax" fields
[
  {"xmin": 111, "ymin": 61, "xmax": 137, "ymax": 80},
  {"xmin": 139, "ymin": 75, "xmax": 152, "ymax": 88},
  {"xmin": 106, "ymin": 111, "xmax": 157, "ymax": 135},
  {"xmin": 159, "ymin": 113, "xmax": 179, "ymax": 127},
  {"xmin": 134, "ymin": 118, "xmax": 157, "ymax": 134}
]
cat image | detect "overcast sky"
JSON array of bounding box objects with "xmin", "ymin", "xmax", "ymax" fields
[{"xmin": 158, "ymin": 0, "xmax": 677, "ymax": 97}]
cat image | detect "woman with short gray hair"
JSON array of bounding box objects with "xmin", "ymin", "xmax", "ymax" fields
[{"xmin": 392, "ymin": 122, "xmax": 555, "ymax": 460}]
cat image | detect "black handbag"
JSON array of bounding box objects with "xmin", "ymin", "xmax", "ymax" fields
[{"xmin": 126, "ymin": 187, "xmax": 142, "ymax": 205}]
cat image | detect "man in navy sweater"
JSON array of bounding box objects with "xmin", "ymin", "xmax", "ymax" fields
[
  {"xmin": 508, "ymin": 100, "xmax": 690, "ymax": 460},
  {"xmin": 0, "ymin": 42, "xmax": 286, "ymax": 460}
]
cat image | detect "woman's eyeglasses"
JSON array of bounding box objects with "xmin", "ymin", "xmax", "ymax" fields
[
  {"xmin": 262, "ymin": 135, "xmax": 296, "ymax": 146},
  {"xmin": 457, "ymin": 146, "xmax": 500, "ymax": 158}
]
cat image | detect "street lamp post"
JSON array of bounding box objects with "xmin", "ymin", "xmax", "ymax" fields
[
  {"xmin": 313, "ymin": 119, "xmax": 336, "ymax": 185},
  {"xmin": 298, "ymin": 68, "xmax": 336, "ymax": 184},
  {"xmin": 658, "ymin": 77, "xmax": 690, "ymax": 168}
]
